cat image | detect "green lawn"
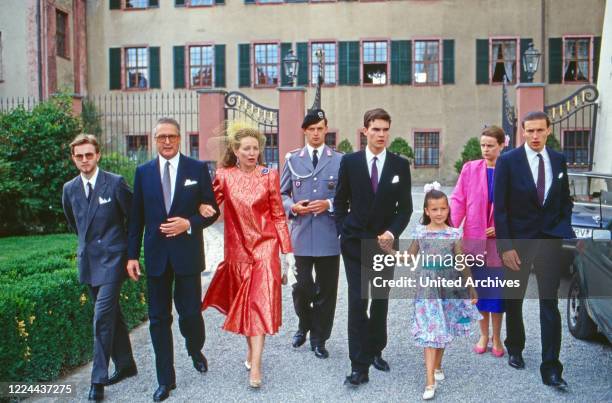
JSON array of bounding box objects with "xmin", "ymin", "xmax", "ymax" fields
[{"xmin": 0, "ymin": 233, "xmax": 76, "ymax": 264}]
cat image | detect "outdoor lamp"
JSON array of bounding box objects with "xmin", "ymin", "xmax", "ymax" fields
[
  {"xmin": 283, "ymin": 49, "xmax": 299, "ymax": 87},
  {"xmin": 522, "ymin": 43, "xmax": 541, "ymax": 82}
]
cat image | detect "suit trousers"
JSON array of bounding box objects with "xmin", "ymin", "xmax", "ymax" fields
[
  {"xmin": 292, "ymin": 255, "xmax": 340, "ymax": 347},
  {"xmin": 503, "ymin": 237, "xmax": 563, "ymax": 379},
  {"xmin": 341, "ymin": 238, "xmax": 394, "ymax": 372},
  {"xmin": 147, "ymin": 263, "xmax": 205, "ymax": 386},
  {"xmin": 88, "ymin": 281, "xmax": 135, "ymax": 384}
]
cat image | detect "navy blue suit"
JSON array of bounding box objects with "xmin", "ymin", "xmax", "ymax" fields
[
  {"xmin": 128, "ymin": 154, "xmax": 219, "ymax": 386},
  {"xmin": 334, "ymin": 150, "xmax": 412, "ymax": 372},
  {"xmin": 494, "ymin": 145, "xmax": 574, "ymax": 380}
]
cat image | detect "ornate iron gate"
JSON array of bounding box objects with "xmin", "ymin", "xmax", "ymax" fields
[
  {"xmin": 544, "ymin": 85, "xmax": 599, "ymax": 170},
  {"xmin": 224, "ymin": 91, "xmax": 280, "ymax": 169}
]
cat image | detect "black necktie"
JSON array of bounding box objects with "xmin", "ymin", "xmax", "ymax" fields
[
  {"xmin": 87, "ymin": 182, "xmax": 93, "ymax": 204},
  {"xmin": 312, "ymin": 149, "xmax": 319, "ymax": 169},
  {"xmin": 536, "ymin": 153, "xmax": 545, "ymax": 205}
]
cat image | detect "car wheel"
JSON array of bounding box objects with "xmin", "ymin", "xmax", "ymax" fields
[{"xmin": 567, "ymin": 273, "xmax": 597, "ymax": 339}]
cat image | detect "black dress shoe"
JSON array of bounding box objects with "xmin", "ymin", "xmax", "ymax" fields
[
  {"xmin": 543, "ymin": 373, "xmax": 568, "ymax": 389},
  {"xmin": 88, "ymin": 383, "xmax": 104, "ymax": 401},
  {"xmin": 344, "ymin": 370, "xmax": 369, "ymax": 387},
  {"xmin": 372, "ymin": 355, "xmax": 390, "ymax": 372},
  {"xmin": 192, "ymin": 352, "xmax": 208, "ymax": 373},
  {"xmin": 312, "ymin": 345, "xmax": 329, "ymax": 359},
  {"xmin": 153, "ymin": 384, "xmax": 176, "ymax": 402},
  {"xmin": 106, "ymin": 364, "xmax": 137, "ymax": 385},
  {"xmin": 292, "ymin": 330, "xmax": 307, "ymax": 348},
  {"xmin": 508, "ymin": 353, "xmax": 525, "ymax": 369}
]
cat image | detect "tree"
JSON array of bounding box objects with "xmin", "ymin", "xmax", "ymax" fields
[
  {"xmin": 336, "ymin": 139, "xmax": 353, "ymax": 154},
  {"xmin": 454, "ymin": 137, "xmax": 481, "ymax": 174},
  {"xmin": 388, "ymin": 137, "xmax": 414, "ymax": 163}
]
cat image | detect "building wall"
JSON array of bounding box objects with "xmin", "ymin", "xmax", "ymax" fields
[
  {"xmin": 593, "ymin": 0, "xmax": 611, "ymax": 174},
  {"xmin": 85, "ymin": 0, "xmax": 605, "ymax": 182}
]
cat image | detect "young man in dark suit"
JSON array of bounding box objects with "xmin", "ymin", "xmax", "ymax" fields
[
  {"xmin": 62, "ymin": 134, "xmax": 137, "ymax": 401},
  {"xmin": 494, "ymin": 111, "xmax": 574, "ymax": 390},
  {"xmin": 126, "ymin": 118, "xmax": 219, "ymax": 401},
  {"xmin": 334, "ymin": 108, "xmax": 412, "ymax": 387}
]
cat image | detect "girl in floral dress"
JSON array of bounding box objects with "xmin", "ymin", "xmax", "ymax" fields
[{"xmin": 406, "ymin": 183, "xmax": 480, "ymax": 400}]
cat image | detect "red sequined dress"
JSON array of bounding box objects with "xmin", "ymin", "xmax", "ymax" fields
[{"xmin": 201, "ymin": 166, "xmax": 292, "ymax": 336}]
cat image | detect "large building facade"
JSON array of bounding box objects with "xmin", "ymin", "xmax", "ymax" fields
[{"xmin": 1, "ymin": 0, "xmax": 606, "ymax": 182}]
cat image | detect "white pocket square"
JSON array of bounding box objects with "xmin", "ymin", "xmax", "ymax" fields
[
  {"xmin": 184, "ymin": 179, "xmax": 198, "ymax": 186},
  {"xmin": 98, "ymin": 196, "xmax": 111, "ymax": 205},
  {"xmin": 558, "ymin": 172, "xmax": 564, "ymax": 179},
  {"xmin": 391, "ymin": 175, "xmax": 400, "ymax": 184}
]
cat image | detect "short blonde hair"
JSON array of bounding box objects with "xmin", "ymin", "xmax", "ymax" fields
[
  {"xmin": 69, "ymin": 134, "xmax": 100, "ymax": 154},
  {"xmin": 221, "ymin": 121, "xmax": 266, "ymax": 168}
]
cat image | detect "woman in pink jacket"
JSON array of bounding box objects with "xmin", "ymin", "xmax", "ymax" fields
[{"xmin": 450, "ymin": 126, "xmax": 506, "ymax": 357}]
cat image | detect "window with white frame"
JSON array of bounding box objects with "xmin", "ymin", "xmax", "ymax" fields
[
  {"xmin": 125, "ymin": 47, "xmax": 149, "ymax": 89},
  {"xmin": 414, "ymin": 40, "xmax": 440, "ymax": 84},
  {"xmin": 491, "ymin": 39, "xmax": 517, "ymax": 83},
  {"xmin": 311, "ymin": 42, "xmax": 336, "ymax": 85},
  {"xmin": 190, "ymin": 0, "xmax": 213, "ymax": 5},
  {"xmin": 362, "ymin": 41, "xmax": 388, "ymax": 85},
  {"xmin": 126, "ymin": 0, "xmax": 149, "ymax": 8},
  {"xmin": 564, "ymin": 37, "xmax": 591, "ymax": 83},
  {"xmin": 254, "ymin": 43, "xmax": 279, "ymax": 87},
  {"xmin": 189, "ymin": 45, "xmax": 214, "ymax": 87}
]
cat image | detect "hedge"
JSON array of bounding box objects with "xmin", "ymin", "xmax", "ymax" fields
[{"xmin": 0, "ymin": 235, "xmax": 147, "ymax": 382}]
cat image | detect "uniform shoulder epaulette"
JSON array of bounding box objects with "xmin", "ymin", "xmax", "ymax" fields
[{"xmin": 285, "ymin": 148, "xmax": 301, "ymax": 159}]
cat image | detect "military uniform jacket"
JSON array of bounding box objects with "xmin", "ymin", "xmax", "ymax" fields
[{"xmin": 280, "ymin": 145, "xmax": 342, "ymax": 257}]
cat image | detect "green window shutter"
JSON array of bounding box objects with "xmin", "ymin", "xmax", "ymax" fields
[
  {"xmin": 214, "ymin": 44, "xmax": 226, "ymax": 88},
  {"xmin": 109, "ymin": 48, "xmax": 121, "ymax": 90},
  {"xmin": 296, "ymin": 42, "xmax": 309, "ymax": 86},
  {"xmin": 548, "ymin": 38, "xmax": 562, "ymax": 84},
  {"xmin": 238, "ymin": 44, "xmax": 251, "ymax": 87},
  {"xmin": 280, "ymin": 43, "xmax": 292, "ymax": 86},
  {"xmin": 391, "ymin": 40, "xmax": 411, "ymax": 85},
  {"xmin": 593, "ymin": 36, "xmax": 601, "ymax": 83},
  {"xmin": 339, "ymin": 41, "xmax": 360, "ymax": 85},
  {"xmin": 149, "ymin": 0, "xmax": 159, "ymax": 7},
  {"xmin": 519, "ymin": 38, "xmax": 533, "ymax": 83},
  {"xmin": 175, "ymin": 0, "xmax": 185, "ymax": 6},
  {"xmin": 110, "ymin": 0, "xmax": 121, "ymax": 10},
  {"xmin": 173, "ymin": 46, "xmax": 185, "ymax": 89},
  {"xmin": 476, "ymin": 39, "xmax": 489, "ymax": 84},
  {"xmin": 442, "ymin": 39, "xmax": 455, "ymax": 84},
  {"xmin": 215, "ymin": 0, "xmax": 225, "ymax": 4},
  {"xmin": 149, "ymin": 47, "xmax": 160, "ymax": 89}
]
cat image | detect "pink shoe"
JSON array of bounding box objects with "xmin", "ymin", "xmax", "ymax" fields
[
  {"xmin": 491, "ymin": 347, "xmax": 505, "ymax": 357},
  {"xmin": 473, "ymin": 345, "xmax": 487, "ymax": 354}
]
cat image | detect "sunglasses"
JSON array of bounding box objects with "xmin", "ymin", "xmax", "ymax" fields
[
  {"xmin": 73, "ymin": 152, "xmax": 96, "ymax": 161},
  {"xmin": 155, "ymin": 134, "xmax": 180, "ymax": 143}
]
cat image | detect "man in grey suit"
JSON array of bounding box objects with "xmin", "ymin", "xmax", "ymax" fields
[
  {"xmin": 280, "ymin": 109, "xmax": 343, "ymax": 359},
  {"xmin": 62, "ymin": 134, "xmax": 137, "ymax": 402}
]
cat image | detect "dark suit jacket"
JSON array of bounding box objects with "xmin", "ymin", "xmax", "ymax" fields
[
  {"xmin": 494, "ymin": 145, "xmax": 574, "ymax": 253},
  {"xmin": 334, "ymin": 150, "xmax": 413, "ymax": 240},
  {"xmin": 62, "ymin": 170, "xmax": 132, "ymax": 286},
  {"xmin": 127, "ymin": 154, "xmax": 219, "ymax": 277}
]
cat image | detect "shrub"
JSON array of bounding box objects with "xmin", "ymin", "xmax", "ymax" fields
[
  {"xmin": 454, "ymin": 137, "xmax": 482, "ymax": 174},
  {"xmin": 99, "ymin": 152, "xmax": 138, "ymax": 188},
  {"xmin": 388, "ymin": 137, "xmax": 414, "ymax": 162},
  {"xmin": 546, "ymin": 133, "xmax": 561, "ymax": 150},
  {"xmin": 0, "ymin": 94, "xmax": 82, "ymax": 235},
  {"xmin": 336, "ymin": 139, "xmax": 354, "ymax": 154}
]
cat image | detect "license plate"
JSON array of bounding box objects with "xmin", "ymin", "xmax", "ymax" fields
[{"xmin": 574, "ymin": 227, "xmax": 593, "ymax": 239}]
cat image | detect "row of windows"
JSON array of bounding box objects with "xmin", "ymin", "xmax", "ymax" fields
[
  {"xmin": 109, "ymin": 36, "xmax": 600, "ymax": 91},
  {"xmin": 111, "ymin": 0, "xmax": 420, "ymax": 9}
]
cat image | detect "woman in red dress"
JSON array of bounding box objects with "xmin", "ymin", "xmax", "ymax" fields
[{"xmin": 199, "ymin": 123, "xmax": 293, "ymax": 388}]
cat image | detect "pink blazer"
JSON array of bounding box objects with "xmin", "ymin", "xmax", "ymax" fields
[{"xmin": 450, "ymin": 159, "xmax": 502, "ymax": 267}]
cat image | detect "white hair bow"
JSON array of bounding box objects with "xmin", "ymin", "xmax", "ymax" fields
[{"xmin": 423, "ymin": 181, "xmax": 442, "ymax": 194}]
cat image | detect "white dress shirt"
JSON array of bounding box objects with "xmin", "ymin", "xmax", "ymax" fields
[
  {"xmin": 80, "ymin": 166, "xmax": 99, "ymax": 199},
  {"xmin": 365, "ymin": 146, "xmax": 386, "ymax": 183},
  {"xmin": 158, "ymin": 152, "xmax": 181, "ymax": 205},
  {"xmin": 306, "ymin": 143, "xmax": 325, "ymax": 164},
  {"xmin": 524, "ymin": 144, "xmax": 553, "ymax": 202}
]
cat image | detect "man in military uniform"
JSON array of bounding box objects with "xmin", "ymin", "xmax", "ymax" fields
[{"xmin": 280, "ymin": 109, "xmax": 343, "ymax": 359}]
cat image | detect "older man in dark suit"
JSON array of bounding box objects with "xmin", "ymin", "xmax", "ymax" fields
[
  {"xmin": 334, "ymin": 108, "xmax": 413, "ymax": 387},
  {"xmin": 62, "ymin": 134, "xmax": 137, "ymax": 401},
  {"xmin": 495, "ymin": 111, "xmax": 575, "ymax": 389},
  {"xmin": 127, "ymin": 117, "xmax": 219, "ymax": 402}
]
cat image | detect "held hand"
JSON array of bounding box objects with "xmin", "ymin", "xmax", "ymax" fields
[
  {"xmin": 160, "ymin": 217, "xmax": 191, "ymax": 237},
  {"xmin": 282, "ymin": 273, "xmax": 288, "ymax": 285},
  {"xmin": 469, "ymin": 287, "xmax": 478, "ymax": 305},
  {"xmin": 377, "ymin": 231, "xmax": 395, "ymax": 254},
  {"xmin": 502, "ymin": 249, "xmax": 522, "ymax": 272},
  {"xmin": 306, "ymin": 200, "xmax": 330, "ymax": 215},
  {"xmin": 199, "ymin": 204, "xmax": 216, "ymax": 218},
  {"xmin": 485, "ymin": 227, "xmax": 496, "ymax": 238},
  {"xmin": 126, "ymin": 259, "xmax": 141, "ymax": 281},
  {"xmin": 291, "ymin": 200, "xmax": 311, "ymax": 215}
]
